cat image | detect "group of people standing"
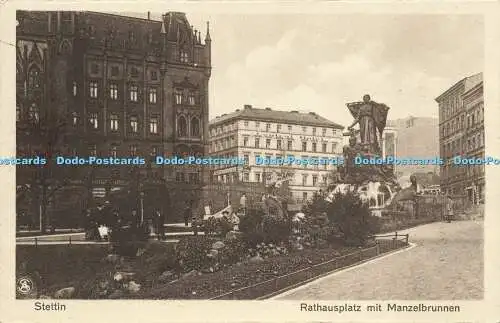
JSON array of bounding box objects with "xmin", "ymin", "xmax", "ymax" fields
[{"xmin": 83, "ymin": 201, "xmax": 166, "ymax": 241}]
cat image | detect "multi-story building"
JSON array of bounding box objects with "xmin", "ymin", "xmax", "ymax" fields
[
  {"xmin": 208, "ymin": 105, "xmax": 344, "ymax": 203},
  {"xmin": 16, "ymin": 11, "xmax": 212, "ymax": 225},
  {"xmin": 381, "ymin": 125, "xmax": 397, "ymax": 159},
  {"xmin": 435, "ymin": 72, "xmax": 483, "ymax": 203},
  {"xmin": 387, "ymin": 116, "xmax": 440, "ymax": 178},
  {"xmin": 16, "ymin": 11, "xmax": 211, "ymax": 184}
]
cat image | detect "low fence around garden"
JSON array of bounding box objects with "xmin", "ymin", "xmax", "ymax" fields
[{"xmin": 211, "ymin": 233, "xmax": 409, "ymax": 300}]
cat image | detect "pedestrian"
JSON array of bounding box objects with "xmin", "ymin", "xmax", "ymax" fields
[
  {"xmin": 239, "ymin": 193, "xmax": 247, "ymax": 215},
  {"xmin": 446, "ymin": 196, "xmax": 454, "ymax": 223},
  {"xmin": 184, "ymin": 200, "xmax": 192, "ymax": 227},
  {"xmin": 131, "ymin": 209, "xmax": 139, "ymax": 228},
  {"xmin": 155, "ymin": 209, "xmax": 165, "ymax": 240}
]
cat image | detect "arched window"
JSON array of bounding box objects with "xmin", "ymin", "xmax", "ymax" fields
[
  {"xmin": 178, "ymin": 116, "xmax": 187, "ymax": 137},
  {"xmin": 191, "ymin": 117, "xmax": 200, "ymax": 137},
  {"xmin": 28, "ymin": 67, "xmax": 41, "ymax": 89}
]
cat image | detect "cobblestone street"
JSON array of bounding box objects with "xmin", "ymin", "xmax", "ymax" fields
[{"xmin": 275, "ymin": 220, "xmax": 483, "ymax": 300}]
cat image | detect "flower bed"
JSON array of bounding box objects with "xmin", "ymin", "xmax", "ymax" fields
[{"xmin": 127, "ymin": 239, "xmax": 407, "ymax": 300}]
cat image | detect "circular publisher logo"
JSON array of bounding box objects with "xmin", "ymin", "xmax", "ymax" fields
[{"xmin": 17, "ymin": 276, "xmax": 35, "ymax": 295}]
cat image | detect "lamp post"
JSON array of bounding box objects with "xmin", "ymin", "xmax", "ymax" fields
[{"xmin": 140, "ymin": 191, "xmax": 145, "ymax": 225}]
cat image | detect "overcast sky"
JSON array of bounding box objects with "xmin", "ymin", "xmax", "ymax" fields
[{"xmin": 133, "ymin": 12, "xmax": 483, "ymax": 127}]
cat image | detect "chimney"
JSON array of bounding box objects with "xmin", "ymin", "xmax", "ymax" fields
[
  {"xmin": 291, "ymin": 110, "xmax": 298, "ymax": 113},
  {"xmin": 265, "ymin": 107, "xmax": 272, "ymax": 110},
  {"xmin": 147, "ymin": 12, "xmax": 151, "ymax": 20},
  {"xmin": 244, "ymin": 104, "xmax": 252, "ymax": 109}
]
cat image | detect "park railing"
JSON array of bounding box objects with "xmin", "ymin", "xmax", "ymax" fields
[{"xmin": 211, "ymin": 232, "xmax": 409, "ymax": 300}]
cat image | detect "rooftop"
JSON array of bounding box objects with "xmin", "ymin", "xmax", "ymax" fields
[
  {"xmin": 209, "ymin": 105, "xmax": 344, "ymax": 129},
  {"xmin": 435, "ymin": 72, "xmax": 483, "ymax": 102}
]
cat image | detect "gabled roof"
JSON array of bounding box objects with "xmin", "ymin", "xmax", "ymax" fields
[{"xmin": 210, "ymin": 106, "xmax": 344, "ymax": 129}]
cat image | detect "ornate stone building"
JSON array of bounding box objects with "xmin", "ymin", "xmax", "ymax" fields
[
  {"xmin": 16, "ymin": 11, "xmax": 211, "ymax": 224},
  {"xmin": 435, "ymin": 72, "xmax": 483, "ymax": 203},
  {"xmin": 208, "ymin": 105, "xmax": 344, "ymax": 203}
]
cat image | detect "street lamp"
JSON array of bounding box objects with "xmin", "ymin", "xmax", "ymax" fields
[{"xmin": 140, "ymin": 191, "xmax": 145, "ymax": 225}]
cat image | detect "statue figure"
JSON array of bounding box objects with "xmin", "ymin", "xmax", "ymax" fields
[
  {"xmin": 346, "ymin": 94, "xmax": 390, "ymax": 156},
  {"xmin": 341, "ymin": 132, "xmax": 361, "ymax": 182}
]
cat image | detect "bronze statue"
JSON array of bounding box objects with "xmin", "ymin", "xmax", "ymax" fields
[{"xmin": 347, "ymin": 94, "xmax": 390, "ymax": 156}]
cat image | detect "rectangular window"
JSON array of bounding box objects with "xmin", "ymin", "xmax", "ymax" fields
[
  {"xmin": 243, "ymin": 136, "xmax": 249, "ymax": 147},
  {"xmin": 332, "ymin": 143, "xmax": 337, "ymax": 153},
  {"xmin": 72, "ymin": 82, "xmax": 77, "ymax": 96},
  {"xmin": 266, "ymin": 139, "xmax": 271, "ymax": 148},
  {"xmin": 303, "ymin": 192, "xmax": 307, "ymax": 200},
  {"xmin": 188, "ymin": 94, "xmax": 195, "ymax": 105},
  {"xmin": 91, "ymin": 63, "xmax": 99, "ymax": 74},
  {"xmin": 322, "ymin": 175, "xmax": 327, "ymax": 184},
  {"xmin": 302, "ymin": 141, "xmax": 307, "ymax": 152},
  {"xmin": 150, "ymin": 117, "xmax": 159, "ymax": 134},
  {"xmin": 288, "ymin": 125, "xmax": 292, "ymax": 131},
  {"xmin": 255, "ymin": 121, "xmax": 260, "ymax": 128},
  {"xmin": 313, "ymin": 128, "xmax": 316, "ymax": 135},
  {"xmin": 180, "ymin": 51, "xmax": 189, "ymax": 63},
  {"xmin": 72, "ymin": 112, "xmax": 79, "ymax": 126},
  {"xmin": 175, "ymin": 91, "xmax": 183, "ymax": 105},
  {"xmin": 312, "ymin": 175, "xmax": 318, "ymax": 186},
  {"xmin": 110, "ymin": 83, "xmax": 118, "ymax": 100},
  {"xmin": 302, "ymin": 175, "xmax": 308, "ymax": 186},
  {"xmin": 89, "ymin": 113, "xmax": 98, "ymax": 129},
  {"xmin": 255, "ymin": 138, "xmax": 260, "ymax": 148},
  {"xmin": 312, "ymin": 142, "xmax": 317, "ymax": 152},
  {"xmin": 110, "ymin": 145, "xmax": 117, "ymax": 158},
  {"xmin": 150, "ymin": 70, "xmax": 158, "ymax": 80},
  {"xmin": 130, "ymin": 67, "xmax": 139, "ymax": 78},
  {"xmin": 277, "ymin": 139, "xmax": 282, "ymax": 150},
  {"xmin": 255, "ymin": 173, "xmax": 261, "ymax": 182},
  {"xmin": 89, "ymin": 145, "xmax": 97, "ymax": 156},
  {"xmin": 130, "ymin": 85, "xmax": 138, "ymax": 102},
  {"xmin": 266, "ymin": 123, "xmax": 271, "ymax": 131},
  {"xmin": 110, "ymin": 66, "xmax": 119, "ymax": 77},
  {"xmin": 243, "ymin": 154, "xmax": 249, "ymax": 165},
  {"xmin": 322, "ymin": 143, "xmax": 327, "ymax": 153},
  {"xmin": 322, "ymin": 128, "xmax": 327, "ymax": 136},
  {"xmin": 110, "ymin": 114, "xmax": 119, "ymax": 131},
  {"xmin": 89, "ymin": 81, "xmax": 98, "ymax": 98},
  {"xmin": 243, "ymin": 173, "xmax": 250, "ymax": 182},
  {"xmin": 244, "ymin": 121, "xmax": 249, "ymax": 127},
  {"xmin": 129, "ymin": 145, "xmax": 137, "ymax": 157},
  {"xmin": 130, "ymin": 116, "xmax": 138, "ymax": 133},
  {"xmin": 302, "ymin": 126, "xmax": 307, "ymax": 133},
  {"xmin": 287, "ymin": 140, "xmax": 293, "ymax": 150},
  {"xmin": 277, "ymin": 124, "xmax": 281, "ymax": 132},
  {"xmin": 149, "ymin": 88, "xmax": 157, "ymax": 104},
  {"xmin": 151, "ymin": 146, "xmax": 158, "ymax": 156}
]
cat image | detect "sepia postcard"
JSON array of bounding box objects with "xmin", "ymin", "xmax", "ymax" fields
[{"xmin": 1, "ymin": 1, "xmax": 499, "ymax": 322}]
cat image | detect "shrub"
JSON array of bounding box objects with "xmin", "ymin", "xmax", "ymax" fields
[
  {"xmin": 201, "ymin": 216, "xmax": 234, "ymax": 237},
  {"xmin": 261, "ymin": 215, "xmax": 291, "ymax": 244},
  {"xmin": 219, "ymin": 237, "xmax": 248, "ymax": 265},
  {"xmin": 175, "ymin": 236, "xmax": 218, "ymax": 272},
  {"xmin": 110, "ymin": 225, "xmax": 149, "ymax": 257},
  {"xmin": 239, "ymin": 208, "xmax": 265, "ymax": 247},
  {"xmin": 326, "ymin": 191, "xmax": 377, "ymax": 246}
]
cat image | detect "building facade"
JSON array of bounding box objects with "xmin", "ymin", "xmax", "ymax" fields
[
  {"xmin": 386, "ymin": 116, "xmax": 440, "ymax": 178},
  {"xmin": 16, "ymin": 11, "xmax": 211, "ymax": 185},
  {"xmin": 208, "ymin": 105, "xmax": 344, "ymax": 203},
  {"xmin": 16, "ymin": 11, "xmax": 212, "ymax": 226},
  {"xmin": 435, "ymin": 72, "xmax": 483, "ymax": 203}
]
